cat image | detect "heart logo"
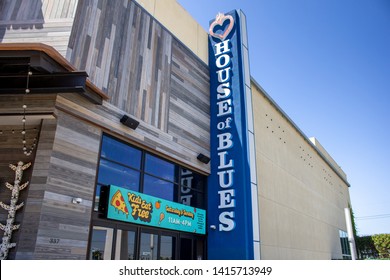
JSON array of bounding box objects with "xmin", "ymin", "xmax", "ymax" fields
[{"xmin": 209, "ymin": 13, "xmax": 235, "ymax": 41}]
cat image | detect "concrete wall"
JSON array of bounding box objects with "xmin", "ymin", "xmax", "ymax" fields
[{"xmin": 252, "ymin": 84, "xmax": 351, "ymax": 259}]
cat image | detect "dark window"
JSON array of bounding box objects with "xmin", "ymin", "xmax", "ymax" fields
[
  {"xmin": 101, "ymin": 134, "xmax": 141, "ymax": 169},
  {"xmin": 139, "ymin": 232, "xmax": 158, "ymax": 260},
  {"xmin": 89, "ymin": 227, "xmax": 113, "ymax": 260},
  {"xmin": 145, "ymin": 153, "xmax": 177, "ymax": 182},
  {"xmin": 117, "ymin": 229, "xmax": 136, "ymax": 260},
  {"xmin": 97, "ymin": 159, "xmax": 140, "ymax": 190},
  {"xmin": 143, "ymin": 174, "xmax": 178, "ymax": 201},
  {"xmin": 339, "ymin": 230, "xmax": 352, "ymax": 260},
  {"xmin": 160, "ymin": 235, "xmax": 176, "ymax": 260},
  {"xmin": 180, "ymin": 169, "xmax": 205, "ymax": 208}
]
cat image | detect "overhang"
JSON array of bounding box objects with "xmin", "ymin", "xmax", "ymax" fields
[{"xmin": 0, "ymin": 43, "xmax": 109, "ymax": 104}]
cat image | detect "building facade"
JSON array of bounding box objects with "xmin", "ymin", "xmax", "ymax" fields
[{"xmin": 0, "ymin": 0, "xmax": 352, "ymax": 260}]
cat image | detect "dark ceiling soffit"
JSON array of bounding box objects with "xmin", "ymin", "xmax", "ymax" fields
[
  {"xmin": 0, "ymin": 71, "xmax": 102, "ymax": 105},
  {"xmin": 0, "ymin": 72, "xmax": 88, "ymax": 94}
]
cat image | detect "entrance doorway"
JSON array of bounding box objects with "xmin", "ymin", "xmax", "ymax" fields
[
  {"xmin": 88, "ymin": 222, "xmax": 205, "ymax": 260},
  {"xmin": 179, "ymin": 234, "xmax": 204, "ymax": 260}
]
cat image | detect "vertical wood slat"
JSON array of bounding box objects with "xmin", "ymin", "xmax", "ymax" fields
[
  {"xmin": 168, "ymin": 39, "xmax": 210, "ymax": 154},
  {"xmin": 67, "ymin": 1, "xmax": 173, "ymax": 132}
]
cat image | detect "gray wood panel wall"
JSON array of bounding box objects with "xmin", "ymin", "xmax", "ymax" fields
[
  {"xmin": 14, "ymin": 119, "xmax": 57, "ymax": 259},
  {"xmin": 68, "ymin": 0, "xmax": 173, "ymax": 131},
  {"xmin": 0, "ymin": 0, "xmax": 79, "ymax": 56},
  {"xmin": 67, "ymin": 0, "xmax": 211, "ymax": 169},
  {"xmin": 15, "ymin": 112, "xmax": 101, "ymax": 259}
]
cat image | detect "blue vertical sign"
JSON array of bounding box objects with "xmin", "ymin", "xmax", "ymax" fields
[{"xmin": 207, "ymin": 10, "xmax": 255, "ymax": 259}]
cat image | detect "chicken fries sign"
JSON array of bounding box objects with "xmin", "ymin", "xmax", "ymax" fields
[{"xmin": 103, "ymin": 185, "xmax": 206, "ymax": 234}]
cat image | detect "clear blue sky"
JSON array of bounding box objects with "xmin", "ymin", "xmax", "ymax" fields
[{"xmin": 177, "ymin": 0, "xmax": 390, "ymax": 236}]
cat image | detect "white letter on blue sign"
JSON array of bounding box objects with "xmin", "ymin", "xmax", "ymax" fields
[
  {"xmin": 218, "ymin": 151, "xmax": 233, "ymax": 169},
  {"xmin": 214, "ymin": 39, "xmax": 231, "ymax": 56},
  {"xmin": 218, "ymin": 169, "xmax": 234, "ymax": 188},
  {"xmin": 217, "ymin": 99, "xmax": 232, "ymax": 117},
  {"xmin": 219, "ymin": 211, "xmax": 235, "ymax": 231},
  {"xmin": 217, "ymin": 132, "xmax": 233, "ymax": 150},
  {"xmin": 216, "ymin": 67, "xmax": 231, "ymax": 83},
  {"xmin": 216, "ymin": 54, "xmax": 231, "ymax": 68},
  {"xmin": 218, "ymin": 189, "xmax": 235, "ymax": 209},
  {"xmin": 217, "ymin": 82, "xmax": 231, "ymax": 99}
]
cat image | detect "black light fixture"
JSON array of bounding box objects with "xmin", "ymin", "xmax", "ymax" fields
[
  {"xmin": 197, "ymin": 153, "xmax": 210, "ymax": 164},
  {"xmin": 120, "ymin": 115, "xmax": 139, "ymax": 130}
]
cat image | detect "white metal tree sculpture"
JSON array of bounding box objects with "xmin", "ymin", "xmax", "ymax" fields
[{"xmin": 0, "ymin": 161, "xmax": 31, "ymax": 260}]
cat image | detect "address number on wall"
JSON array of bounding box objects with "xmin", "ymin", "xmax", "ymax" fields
[{"xmin": 49, "ymin": 238, "xmax": 60, "ymax": 244}]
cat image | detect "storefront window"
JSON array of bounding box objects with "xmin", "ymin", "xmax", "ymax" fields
[
  {"xmin": 145, "ymin": 154, "xmax": 177, "ymax": 182},
  {"xmin": 160, "ymin": 235, "xmax": 175, "ymax": 260},
  {"xmin": 180, "ymin": 169, "xmax": 205, "ymax": 208},
  {"xmin": 90, "ymin": 227, "xmax": 114, "ymax": 260},
  {"xmin": 115, "ymin": 229, "xmax": 136, "ymax": 260},
  {"xmin": 97, "ymin": 159, "xmax": 140, "ymax": 190},
  {"xmin": 139, "ymin": 232, "xmax": 158, "ymax": 260},
  {"xmin": 143, "ymin": 174, "xmax": 177, "ymax": 201},
  {"xmin": 101, "ymin": 134, "xmax": 141, "ymax": 169}
]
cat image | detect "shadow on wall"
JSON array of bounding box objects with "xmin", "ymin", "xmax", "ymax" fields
[{"xmin": 0, "ymin": 0, "xmax": 44, "ymax": 41}]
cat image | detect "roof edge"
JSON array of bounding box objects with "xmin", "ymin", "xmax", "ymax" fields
[{"xmin": 251, "ymin": 77, "xmax": 350, "ymax": 188}]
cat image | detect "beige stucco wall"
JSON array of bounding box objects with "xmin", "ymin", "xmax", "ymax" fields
[{"xmin": 252, "ymin": 84, "xmax": 351, "ymax": 259}]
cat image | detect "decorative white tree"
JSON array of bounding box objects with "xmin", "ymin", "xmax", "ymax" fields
[{"xmin": 0, "ymin": 161, "xmax": 31, "ymax": 260}]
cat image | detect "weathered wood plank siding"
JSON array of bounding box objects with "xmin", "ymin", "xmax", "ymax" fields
[
  {"xmin": 0, "ymin": 0, "xmax": 79, "ymax": 56},
  {"xmin": 13, "ymin": 119, "xmax": 57, "ymax": 259},
  {"xmin": 169, "ymin": 40, "xmax": 210, "ymax": 156},
  {"xmin": 15, "ymin": 112, "xmax": 101, "ymax": 259},
  {"xmin": 0, "ymin": 94, "xmax": 56, "ymax": 115},
  {"xmin": 67, "ymin": 0, "xmax": 210, "ymax": 172},
  {"xmin": 68, "ymin": 0, "xmax": 172, "ymax": 131}
]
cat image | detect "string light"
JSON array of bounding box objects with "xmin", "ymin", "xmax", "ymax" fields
[
  {"xmin": 21, "ymin": 67, "xmax": 36, "ymax": 157},
  {"xmin": 0, "ymin": 66, "xmax": 39, "ymax": 156}
]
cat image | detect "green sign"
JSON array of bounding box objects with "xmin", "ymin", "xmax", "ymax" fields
[{"xmin": 105, "ymin": 185, "xmax": 206, "ymax": 235}]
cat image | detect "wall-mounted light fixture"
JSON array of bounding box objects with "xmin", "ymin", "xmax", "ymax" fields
[
  {"xmin": 120, "ymin": 115, "xmax": 139, "ymax": 130},
  {"xmin": 197, "ymin": 153, "xmax": 210, "ymax": 164},
  {"xmin": 72, "ymin": 197, "xmax": 83, "ymax": 204}
]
